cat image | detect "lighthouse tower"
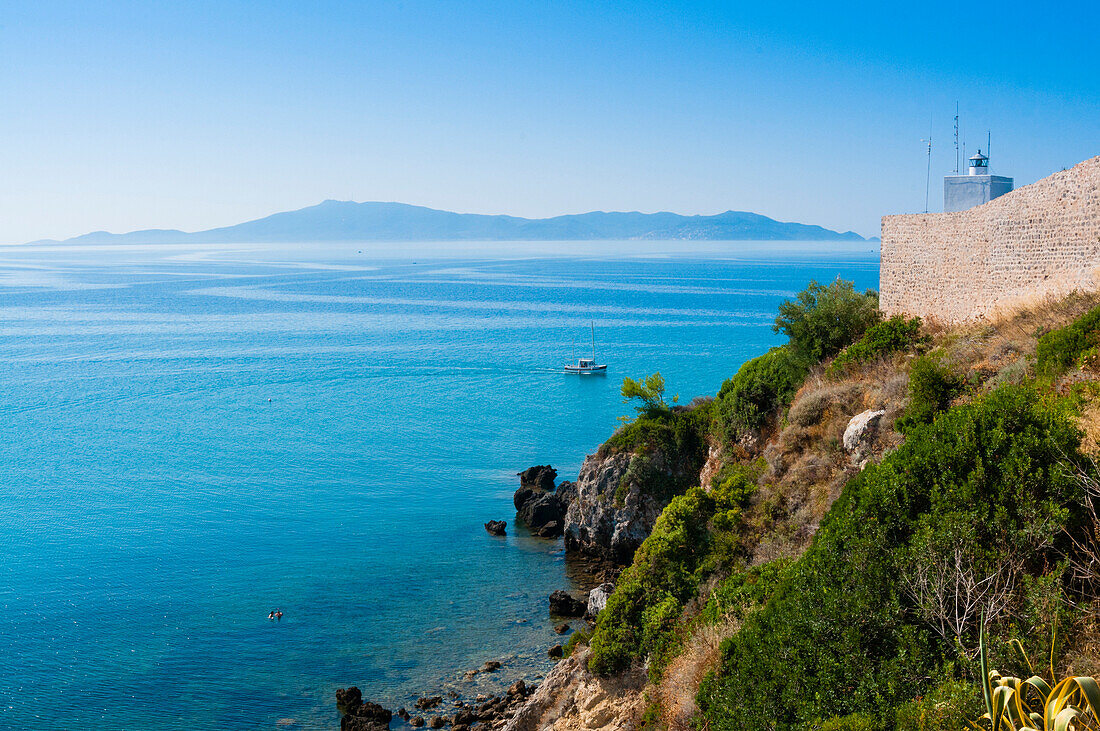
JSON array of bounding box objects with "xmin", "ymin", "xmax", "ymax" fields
[{"xmin": 943, "ymin": 149, "xmax": 1013, "ymax": 212}]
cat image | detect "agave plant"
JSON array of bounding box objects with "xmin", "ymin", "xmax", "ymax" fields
[{"xmin": 975, "ymin": 622, "xmax": 1100, "ymax": 731}]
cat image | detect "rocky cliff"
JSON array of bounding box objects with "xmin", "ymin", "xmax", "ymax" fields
[{"xmin": 563, "ymin": 449, "xmax": 687, "ymax": 563}]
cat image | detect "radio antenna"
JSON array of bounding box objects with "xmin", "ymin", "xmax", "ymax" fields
[
  {"xmin": 953, "ymin": 101, "xmax": 960, "ymax": 174},
  {"xmin": 987, "ymin": 130, "xmax": 991, "ymax": 169},
  {"xmin": 922, "ymin": 115, "xmax": 933, "ymax": 213}
]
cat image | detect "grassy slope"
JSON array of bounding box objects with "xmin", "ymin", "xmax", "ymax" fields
[{"xmin": 574, "ymin": 291, "xmax": 1100, "ymax": 731}]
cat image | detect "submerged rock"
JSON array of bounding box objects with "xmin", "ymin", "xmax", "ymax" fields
[
  {"xmin": 481, "ymin": 660, "xmax": 502, "ymax": 673},
  {"xmin": 553, "ymin": 622, "xmax": 571, "ymax": 635},
  {"xmin": 484, "ymin": 520, "xmax": 507, "ymax": 536},
  {"xmin": 336, "ymin": 687, "xmax": 393, "ymax": 731},
  {"xmin": 415, "ymin": 696, "xmax": 443, "ymax": 710}
]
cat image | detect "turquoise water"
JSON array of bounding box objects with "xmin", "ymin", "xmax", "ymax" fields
[{"xmin": 0, "ymin": 240, "xmax": 879, "ymax": 730}]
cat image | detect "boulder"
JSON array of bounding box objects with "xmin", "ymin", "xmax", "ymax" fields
[
  {"xmin": 554, "ymin": 622, "xmax": 571, "ymax": 635},
  {"xmin": 843, "ymin": 409, "xmax": 886, "ymax": 455},
  {"xmin": 585, "ymin": 583, "xmax": 615, "ymax": 619},
  {"xmin": 549, "ymin": 590, "xmax": 587, "ymax": 617},
  {"xmin": 481, "ymin": 660, "xmax": 502, "ymax": 673},
  {"xmin": 415, "ymin": 697, "xmax": 443, "ymax": 710},
  {"xmin": 428, "ymin": 718, "xmax": 444, "ymax": 729},
  {"xmin": 517, "ymin": 465, "xmax": 557, "ymax": 493},
  {"xmin": 410, "ymin": 718, "xmax": 425, "ymax": 727},
  {"xmin": 336, "ymin": 687, "xmax": 364, "ymax": 714},
  {"xmin": 507, "ymin": 680, "xmax": 527, "ymax": 697},
  {"xmin": 536, "ymin": 521, "xmax": 562, "ymax": 538},
  {"xmin": 484, "ymin": 520, "xmax": 507, "ymax": 536},
  {"xmin": 336, "ymin": 688, "xmax": 393, "ymax": 731},
  {"xmin": 517, "ymin": 492, "xmax": 565, "ymax": 532},
  {"xmin": 548, "ymin": 644, "xmax": 563, "ymax": 658}
]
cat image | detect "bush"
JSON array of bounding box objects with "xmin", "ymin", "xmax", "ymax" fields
[
  {"xmin": 588, "ymin": 466, "xmax": 759, "ymax": 678},
  {"xmin": 562, "ymin": 626, "xmax": 592, "ymax": 657},
  {"xmin": 896, "ymin": 353, "xmax": 964, "ymax": 432},
  {"xmin": 604, "ymin": 399, "xmax": 714, "ymax": 502},
  {"xmin": 774, "ymin": 280, "xmax": 881, "ymax": 363},
  {"xmin": 621, "ymin": 372, "xmax": 673, "ymax": 418},
  {"xmin": 713, "ymin": 346, "xmax": 809, "ymax": 443},
  {"xmin": 894, "ymin": 678, "xmax": 981, "ymax": 731},
  {"xmin": 1036, "ymin": 305, "xmax": 1100, "ymax": 378},
  {"xmin": 828, "ymin": 316, "xmax": 926, "ymax": 375},
  {"xmin": 697, "ymin": 385, "xmax": 1084, "ymax": 730},
  {"xmin": 815, "ymin": 713, "xmax": 881, "ymax": 731}
]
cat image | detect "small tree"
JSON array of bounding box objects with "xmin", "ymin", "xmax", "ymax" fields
[
  {"xmin": 621, "ymin": 373, "xmax": 675, "ymax": 419},
  {"xmin": 773, "ymin": 279, "xmax": 881, "ymax": 362}
]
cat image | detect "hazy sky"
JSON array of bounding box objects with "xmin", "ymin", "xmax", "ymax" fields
[{"xmin": 1, "ymin": 0, "xmax": 1097, "ymax": 242}]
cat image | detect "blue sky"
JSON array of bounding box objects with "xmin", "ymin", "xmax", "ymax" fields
[{"xmin": 0, "ymin": 0, "xmax": 1097, "ymax": 242}]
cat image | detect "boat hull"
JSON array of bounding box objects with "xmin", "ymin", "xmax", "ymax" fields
[{"xmin": 564, "ymin": 365, "xmax": 607, "ymax": 374}]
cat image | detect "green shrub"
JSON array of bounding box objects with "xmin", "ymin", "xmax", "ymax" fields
[
  {"xmin": 1035, "ymin": 305, "xmax": 1100, "ymax": 378},
  {"xmin": 697, "ymin": 385, "xmax": 1084, "ymax": 730},
  {"xmin": 713, "ymin": 346, "xmax": 809, "ymax": 443},
  {"xmin": 828, "ymin": 315, "xmax": 926, "ymax": 375},
  {"xmin": 774, "ymin": 279, "xmax": 881, "ymax": 362},
  {"xmin": 894, "ymin": 679, "xmax": 981, "ymax": 731},
  {"xmin": 815, "ymin": 713, "xmax": 881, "ymax": 731},
  {"xmin": 700, "ymin": 559, "xmax": 791, "ymax": 625},
  {"xmin": 604, "ymin": 399, "xmax": 714, "ymax": 502},
  {"xmin": 621, "ymin": 372, "xmax": 673, "ymax": 419},
  {"xmin": 588, "ymin": 465, "xmax": 759, "ymax": 679},
  {"xmin": 896, "ymin": 353, "xmax": 964, "ymax": 432},
  {"xmin": 562, "ymin": 626, "xmax": 592, "ymax": 657}
]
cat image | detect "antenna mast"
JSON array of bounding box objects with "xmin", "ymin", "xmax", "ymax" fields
[
  {"xmin": 953, "ymin": 102, "xmax": 960, "ymax": 174},
  {"xmin": 987, "ymin": 130, "xmax": 991, "ymax": 169},
  {"xmin": 922, "ymin": 116, "xmax": 932, "ymax": 213}
]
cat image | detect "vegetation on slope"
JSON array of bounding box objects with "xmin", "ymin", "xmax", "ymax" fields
[{"xmin": 573, "ymin": 286, "xmax": 1100, "ymax": 731}]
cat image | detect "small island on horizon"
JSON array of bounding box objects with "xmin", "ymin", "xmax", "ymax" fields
[{"xmin": 28, "ymin": 200, "xmax": 874, "ymax": 246}]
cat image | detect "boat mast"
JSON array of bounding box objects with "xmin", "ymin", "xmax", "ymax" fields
[{"xmin": 591, "ymin": 321, "xmax": 596, "ymax": 360}]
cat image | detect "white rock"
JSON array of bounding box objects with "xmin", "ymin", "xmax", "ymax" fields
[
  {"xmin": 843, "ymin": 409, "xmax": 886, "ymax": 454},
  {"xmin": 586, "ymin": 583, "xmax": 615, "ymax": 618}
]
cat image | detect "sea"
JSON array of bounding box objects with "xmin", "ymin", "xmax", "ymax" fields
[{"xmin": 0, "ymin": 239, "xmax": 879, "ymax": 730}]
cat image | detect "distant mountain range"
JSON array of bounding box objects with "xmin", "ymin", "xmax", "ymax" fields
[{"xmin": 33, "ymin": 200, "xmax": 871, "ymax": 244}]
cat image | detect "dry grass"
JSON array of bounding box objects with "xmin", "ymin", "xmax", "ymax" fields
[
  {"xmin": 942, "ymin": 290, "xmax": 1100, "ymax": 378},
  {"xmin": 653, "ymin": 618, "xmax": 740, "ymax": 731}
]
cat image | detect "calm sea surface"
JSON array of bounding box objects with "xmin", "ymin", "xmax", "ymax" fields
[{"xmin": 0, "ymin": 240, "xmax": 879, "ymax": 730}]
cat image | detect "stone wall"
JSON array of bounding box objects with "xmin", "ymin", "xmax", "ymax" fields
[{"xmin": 881, "ymin": 155, "xmax": 1100, "ymax": 323}]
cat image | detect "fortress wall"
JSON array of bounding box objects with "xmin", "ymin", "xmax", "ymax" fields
[{"xmin": 881, "ymin": 155, "xmax": 1100, "ymax": 323}]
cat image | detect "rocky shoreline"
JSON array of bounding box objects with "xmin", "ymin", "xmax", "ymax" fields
[{"xmin": 336, "ymin": 454, "xmax": 651, "ymax": 730}]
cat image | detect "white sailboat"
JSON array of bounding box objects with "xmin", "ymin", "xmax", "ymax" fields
[{"xmin": 565, "ymin": 322, "xmax": 607, "ymax": 374}]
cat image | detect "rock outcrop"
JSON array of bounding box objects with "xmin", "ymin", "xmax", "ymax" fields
[
  {"xmin": 563, "ymin": 451, "xmax": 674, "ymax": 563},
  {"xmin": 484, "ymin": 520, "xmax": 507, "ymax": 536},
  {"xmin": 586, "ymin": 583, "xmax": 615, "ymax": 619},
  {"xmin": 514, "ymin": 466, "xmax": 577, "ymax": 538},
  {"xmin": 516, "ymin": 465, "xmax": 558, "ymax": 495},
  {"xmin": 503, "ymin": 648, "xmax": 645, "ymax": 731}
]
